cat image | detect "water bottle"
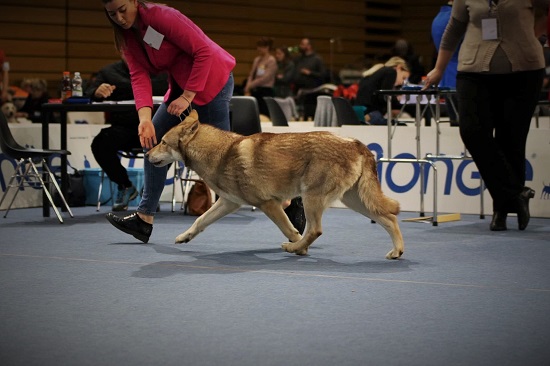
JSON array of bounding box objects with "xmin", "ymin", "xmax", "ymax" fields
[
  {"xmin": 61, "ymin": 71, "xmax": 72, "ymax": 100},
  {"xmin": 72, "ymin": 71, "xmax": 83, "ymax": 97}
]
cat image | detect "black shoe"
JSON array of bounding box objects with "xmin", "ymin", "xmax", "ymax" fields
[
  {"xmin": 516, "ymin": 187, "xmax": 535, "ymax": 231},
  {"xmin": 284, "ymin": 197, "xmax": 306, "ymax": 235},
  {"xmin": 106, "ymin": 212, "xmax": 153, "ymax": 243},
  {"xmin": 490, "ymin": 211, "xmax": 507, "ymax": 231}
]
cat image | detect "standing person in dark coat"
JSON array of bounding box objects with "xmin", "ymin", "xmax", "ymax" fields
[{"xmin": 293, "ymin": 38, "xmax": 326, "ymax": 120}]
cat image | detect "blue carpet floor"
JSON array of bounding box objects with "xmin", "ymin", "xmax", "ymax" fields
[{"xmin": 1, "ymin": 205, "xmax": 549, "ymax": 366}]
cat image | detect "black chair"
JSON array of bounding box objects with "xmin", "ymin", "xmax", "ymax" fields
[
  {"xmin": 229, "ymin": 96, "xmax": 261, "ymax": 211},
  {"xmin": 332, "ymin": 97, "xmax": 363, "ymax": 126},
  {"xmin": 263, "ymin": 96, "xmax": 289, "ymax": 126},
  {"xmin": 230, "ymin": 96, "xmax": 262, "ymax": 136},
  {"xmin": 0, "ymin": 111, "xmax": 73, "ymax": 223}
]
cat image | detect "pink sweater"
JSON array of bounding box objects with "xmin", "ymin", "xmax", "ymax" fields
[{"xmin": 122, "ymin": 3, "xmax": 236, "ymax": 110}]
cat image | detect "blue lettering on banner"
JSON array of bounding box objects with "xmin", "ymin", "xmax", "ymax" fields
[
  {"xmin": 0, "ymin": 153, "xmax": 17, "ymax": 191},
  {"xmin": 363, "ymin": 143, "xmax": 533, "ymax": 197}
]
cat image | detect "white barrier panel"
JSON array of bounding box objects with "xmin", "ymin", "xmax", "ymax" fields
[{"xmin": 1, "ymin": 122, "xmax": 549, "ymax": 217}]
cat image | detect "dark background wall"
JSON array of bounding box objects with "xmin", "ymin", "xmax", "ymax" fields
[{"xmin": 0, "ymin": 0, "xmax": 443, "ymax": 98}]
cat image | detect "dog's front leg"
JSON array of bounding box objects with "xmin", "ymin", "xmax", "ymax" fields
[
  {"xmin": 259, "ymin": 200, "xmax": 304, "ymax": 252},
  {"xmin": 175, "ymin": 197, "xmax": 241, "ymax": 244}
]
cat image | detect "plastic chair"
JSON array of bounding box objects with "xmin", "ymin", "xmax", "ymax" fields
[
  {"xmin": 229, "ymin": 96, "xmax": 261, "ymax": 211},
  {"xmin": 0, "ymin": 111, "xmax": 74, "ymax": 223},
  {"xmin": 273, "ymin": 97, "xmax": 298, "ymax": 121},
  {"xmin": 332, "ymin": 97, "xmax": 363, "ymax": 126},
  {"xmin": 263, "ymin": 96, "xmax": 289, "ymax": 126},
  {"xmin": 230, "ymin": 96, "xmax": 262, "ymax": 136},
  {"xmin": 313, "ymin": 95, "xmax": 338, "ymax": 127}
]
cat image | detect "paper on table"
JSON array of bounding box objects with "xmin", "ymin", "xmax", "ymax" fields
[{"xmin": 92, "ymin": 97, "xmax": 164, "ymax": 105}]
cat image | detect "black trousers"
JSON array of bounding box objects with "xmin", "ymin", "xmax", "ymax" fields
[
  {"xmin": 456, "ymin": 69, "xmax": 544, "ymax": 211},
  {"xmin": 91, "ymin": 125, "xmax": 142, "ymax": 189}
]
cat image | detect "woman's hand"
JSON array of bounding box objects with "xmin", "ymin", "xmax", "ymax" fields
[
  {"xmin": 167, "ymin": 95, "xmax": 192, "ymax": 117},
  {"xmin": 138, "ymin": 119, "xmax": 156, "ymax": 149},
  {"xmin": 422, "ymin": 69, "xmax": 443, "ymax": 90}
]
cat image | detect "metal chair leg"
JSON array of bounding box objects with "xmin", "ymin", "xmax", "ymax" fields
[
  {"xmin": 1, "ymin": 160, "xmax": 28, "ymax": 218},
  {"xmin": 40, "ymin": 159, "xmax": 73, "ymax": 218},
  {"xmin": 171, "ymin": 164, "xmax": 179, "ymax": 212},
  {"xmin": 96, "ymin": 169, "xmax": 105, "ymax": 211},
  {"xmin": 30, "ymin": 160, "xmax": 65, "ymax": 223}
]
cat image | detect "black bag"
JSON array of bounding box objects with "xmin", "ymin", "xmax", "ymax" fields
[{"xmin": 52, "ymin": 167, "xmax": 86, "ymax": 207}]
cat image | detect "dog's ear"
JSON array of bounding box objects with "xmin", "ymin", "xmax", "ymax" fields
[
  {"xmin": 188, "ymin": 119, "xmax": 200, "ymax": 135},
  {"xmin": 179, "ymin": 119, "xmax": 200, "ymax": 145},
  {"xmin": 181, "ymin": 110, "xmax": 199, "ymax": 125}
]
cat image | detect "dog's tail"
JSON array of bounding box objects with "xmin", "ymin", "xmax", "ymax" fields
[{"xmin": 357, "ymin": 147, "xmax": 400, "ymax": 216}]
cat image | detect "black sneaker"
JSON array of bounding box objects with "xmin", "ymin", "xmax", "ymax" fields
[
  {"xmin": 112, "ymin": 185, "xmax": 138, "ymax": 211},
  {"xmin": 284, "ymin": 197, "xmax": 306, "ymax": 234},
  {"xmin": 106, "ymin": 212, "xmax": 153, "ymax": 243}
]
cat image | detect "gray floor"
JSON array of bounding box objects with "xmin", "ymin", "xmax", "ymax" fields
[{"xmin": 1, "ymin": 205, "xmax": 549, "ymax": 366}]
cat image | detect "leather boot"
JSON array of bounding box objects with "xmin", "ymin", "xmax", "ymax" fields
[
  {"xmin": 490, "ymin": 211, "xmax": 507, "ymax": 231},
  {"xmin": 516, "ymin": 187, "xmax": 535, "ymax": 231}
]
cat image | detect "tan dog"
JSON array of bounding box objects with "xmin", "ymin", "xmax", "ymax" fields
[{"xmin": 147, "ymin": 111, "xmax": 404, "ymax": 259}]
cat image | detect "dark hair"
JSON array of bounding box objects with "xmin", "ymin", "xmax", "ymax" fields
[
  {"xmin": 101, "ymin": 0, "xmax": 150, "ymax": 52},
  {"xmin": 256, "ymin": 37, "xmax": 274, "ymax": 50},
  {"xmin": 276, "ymin": 46, "xmax": 291, "ymax": 63}
]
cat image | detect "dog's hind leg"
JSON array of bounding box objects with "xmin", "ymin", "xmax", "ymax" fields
[
  {"xmin": 175, "ymin": 197, "xmax": 241, "ymax": 244},
  {"xmin": 341, "ymin": 189, "xmax": 404, "ymax": 260}
]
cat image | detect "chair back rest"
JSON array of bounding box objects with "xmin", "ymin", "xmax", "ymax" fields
[
  {"xmin": 332, "ymin": 97, "xmax": 362, "ymax": 126},
  {"xmin": 230, "ymin": 96, "xmax": 262, "ymax": 136},
  {"xmin": 0, "ymin": 109, "xmax": 26, "ymax": 158},
  {"xmin": 263, "ymin": 97, "xmax": 289, "ymax": 126},
  {"xmin": 274, "ymin": 97, "xmax": 298, "ymax": 121},
  {"xmin": 313, "ymin": 95, "xmax": 338, "ymax": 127}
]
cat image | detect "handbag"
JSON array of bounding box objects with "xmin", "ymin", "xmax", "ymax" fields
[{"xmin": 185, "ymin": 180, "xmax": 212, "ymax": 216}]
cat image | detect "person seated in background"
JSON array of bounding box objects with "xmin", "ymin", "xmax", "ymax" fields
[
  {"xmin": 86, "ymin": 59, "xmax": 168, "ymax": 211},
  {"xmin": 244, "ymin": 37, "xmax": 277, "ymax": 117},
  {"xmin": 355, "ymin": 57, "xmax": 410, "ymax": 125},
  {"xmin": 16, "ymin": 78, "xmax": 50, "ymax": 123},
  {"xmin": 390, "ymin": 39, "xmax": 425, "ymax": 85}
]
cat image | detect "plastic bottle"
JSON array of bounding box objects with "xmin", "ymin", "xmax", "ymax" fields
[
  {"xmin": 61, "ymin": 71, "xmax": 72, "ymax": 100},
  {"xmin": 72, "ymin": 71, "xmax": 83, "ymax": 97}
]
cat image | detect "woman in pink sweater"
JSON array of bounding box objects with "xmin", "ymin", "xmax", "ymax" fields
[{"xmin": 102, "ymin": 0, "xmax": 235, "ymax": 243}]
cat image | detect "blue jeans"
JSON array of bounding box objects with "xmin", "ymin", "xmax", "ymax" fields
[
  {"xmin": 137, "ymin": 73, "xmax": 234, "ymax": 216},
  {"xmin": 367, "ymin": 110, "xmax": 387, "ymax": 125}
]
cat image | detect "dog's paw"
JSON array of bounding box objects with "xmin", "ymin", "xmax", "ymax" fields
[
  {"xmin": 175, "ymin": 231, "xmax": 195, "ymax": 244},
  {"xmin": 385, "ymin": 249, "xmax": 403, "ymax": 260},
  {"xmin": 282, "ymin": 242, "xmax": 308, "ymax": 256}
]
